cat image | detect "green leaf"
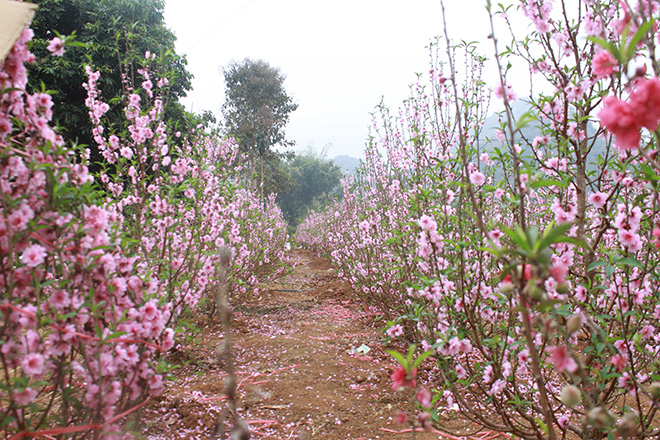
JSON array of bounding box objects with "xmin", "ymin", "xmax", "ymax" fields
[
  {"xmin": 587, "ymin": 36, "xmax": 622, "ymax": 63},
  {"xmin": 68, "ymin": 41, "xmax": 89, "ymax": 48},
  {"xmin": 552, "ymin": 236, "xmax": 589, "ymax": 250},
  {"xmin": 640, "ymin": 163, "xmax": 660, "ymax": 184},
  {"xmin": 536, "ymin": 221, "xmax": 574, "ymax": 251},
  {"xmin": 0, "ymin": 416, "xmax": 17, "ymax": 427},
  {"xmin": 386, "ymin": 350, "xmax": 408, "ymax": 368},
  {"xmin": 105, "ymin": 331, "xmax": 128, "ymax": 341},
  {"xmin": 407, "ymin": 344, "xmax": 416, "ymax": 364},
  {"xmin": 587, "ymin": 261, "xmax": 607, "ymax": 272},
  {"xmin": 478, "ymin": 246, "xmax": 501, "ymax": 257},
  {"xmin": 596, "ymin": 314, "xmax": 614, "ymax": 322},
  {"xmin": 614, "ymin": 257, "xmax": 644, "ymax": 270},
  {"xmin": 412, "ymin": 350, "xmax": 434, "ymax": 369},
  {"xmin": 526, "ymin": 226, "xmax": 540, "ymax": 249},
  {"xmin": 515, "ymin": 111, "xmax": 537, "ymax": 130},
  {"xmin": 502, "ymin": 226, "xmax": 531, "ymax": 252},
  {"xmin": 626, "ymin": 20, "xmax": 654, "ymax": 60},
  {"xmin": 505, "ymin": 247, "xmax": 531, "ymax": 259},
  {"xmin": 605, "ymin": 264, "xmax": 615, "ymax": 278},
  {"xmin": 529, "ymin": 179, "xmax": 568, "ymax": 189}
]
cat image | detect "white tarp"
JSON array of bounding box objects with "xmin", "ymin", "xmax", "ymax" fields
[{"xmin": 0, "ymin": 0, "xmax": 37, "ymax": 62}]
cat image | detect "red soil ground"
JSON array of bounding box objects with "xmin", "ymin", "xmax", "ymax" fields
[{"xmin": 141, "ymin": 249, "xmax": 509, "ymax": 440}]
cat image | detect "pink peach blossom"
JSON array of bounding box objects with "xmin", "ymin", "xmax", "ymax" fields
[
  {"xmin": 386, "ymin": 324, "xmax": 404, "ymax": 338},
  {"xmin": 416, "ymin": 388, "xmax": 432, "ymax": 407},
  {"xmin": 548, "ymin": 345, "xmax": 577, "ymax": 373},
  {"xmin": 22, "ymin": 245, "xmax": 46, "ymax": 267},
  {"xmin": 13, "ymin": 387, "xmax": 38, "ymax": 405},
  {"xmin": 391, "ymin": 366, "xmax": 416, "ymax": 390},
  {"xmin": 21, "ymin": 353, "xmax": 45, "ymax": 379},
  {"xmin": 592, "ymin": 51, "xmax": 618, "ymax": 79},
  {"xmin": 598, "ymin": 96, "xmax": 641, "ymax": 150},
  {"xmin": 469, "ymin": 171, "xmax": 485, "ymax": 186},
  {"xmin": 47, "ymin": 37, "xmax": 65, "ymax": 56},
  {"xmin": 588, "ymin": 191, "xmax": 607, "ymax": 209},
  {"xmin": 630, "ymin": 77, "xmax": 660, "ymax": 131}
]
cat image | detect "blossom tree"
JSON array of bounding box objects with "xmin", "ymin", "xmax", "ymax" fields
[
  {"xmin": 0, "ymin": 14, "xmax": 289, "ymax": 438},
  {"xmin": 0, "ymin": 28, "xmax": 172, "ymax": 439},
  {"xmin": 83, "ymin": 56, "xmax": 290, "ymax": 314},
  {"xmin": 298, "ymin": 0, "xmax": 660, "ymax": 438}
]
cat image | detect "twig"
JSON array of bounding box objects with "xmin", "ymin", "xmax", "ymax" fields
[
  {"xmin": 379, "ymin": 427, "xmax": 513, "ymax": 440},
  {"xmin": 210, "ymin": 246, "xmax": 250, "ymax": 440}
]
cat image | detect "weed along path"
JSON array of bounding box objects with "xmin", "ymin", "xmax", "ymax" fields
[{"xmin": 143, "ymin": 249, "xmax": 493, "ymax": 440}]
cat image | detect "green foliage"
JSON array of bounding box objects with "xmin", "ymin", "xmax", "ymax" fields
[
  {"xmin": 222, "ymin": 58, "xmax": 298, "ymax": 155},
  {"xmin": 27, "ymin": 0, "xmax": 192, "ymax": 161},
  {"xmin": 222, "ymin": 58, "xmax": 298, "ymax": 196},
  {"xmin": 277, "ymin": 149, "xmax": 342, "ymax": 227}
]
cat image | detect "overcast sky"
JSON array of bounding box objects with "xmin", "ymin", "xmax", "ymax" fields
[{"xmin": 163, "ymin": 0, "xmax": 498, "ymax": 159}]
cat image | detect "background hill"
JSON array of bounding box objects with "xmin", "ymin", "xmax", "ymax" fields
[
  {"xmin": 478, "ymin": 100, "xmax": 608, "ymax": 175},
  {"xmin": 332, "ymin": 155, "xmax": 361, "ymax": 174}
]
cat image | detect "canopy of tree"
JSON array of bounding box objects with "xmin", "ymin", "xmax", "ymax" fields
[
  {"xmin": 27, "ymin": 0, "xmax": 193, "ymax": 155},
  {"xmin": 222, "ymin": 58, "xmax": 298, "ymax": 197},
  {"xmin": 277, "ymin": 150, "xmax": 342, "ymax": 227}
]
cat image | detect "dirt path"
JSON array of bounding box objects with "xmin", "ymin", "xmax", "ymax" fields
[{"xmin": 143, "ymin": 249, "xmax": 477, "ymax": 440}]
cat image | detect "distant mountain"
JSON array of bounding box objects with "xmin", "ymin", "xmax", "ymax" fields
[
  {"xmin": 332, "ymin": 155, "xmax": 361, "ymax": 174},
  {"xmin": 478, "ymin": 100, "xmax": 608, "ymax": 175}
]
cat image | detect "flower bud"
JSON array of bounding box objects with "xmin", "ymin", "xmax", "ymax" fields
[
  {"xmin": 616, "ymin": 411, "xmax": 638, "ymax": 438},
  {"xmin": 394, "ymin": 411, "xmax": 408, "ymax": 424},
  {"xmin": 586, "ymin": 407, "xmax": 613, "ymax": 429},
  {"xmin": 566, "ymin": 315, "xmax": 581, "ymax": 335},
  {"xmin": 541, "ymin": 317, "xmax": 557, "ymax": 335},
  {"xmin": 560, "ymin": 384, "xmax": 582, "ymax": 408},
  {"xmin": 417, "ymin": 411, "xmax": 431, "ymax": 430},
  {"xmin": 527, "ymin": 283, "xmax": 546, "ymax": 301},
  {"xmin": 555, "ymin": 281, "xmax": 569, "ymax": 294},
  {"xmin": 648, "ymin": 382, "xmax": 660, "ymax": 400},
  {"xmin": 499, "ymin": 282, "xmax": 515, "ymax": 294}
]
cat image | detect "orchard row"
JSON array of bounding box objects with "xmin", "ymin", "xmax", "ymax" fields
[
  {"xmin": 1, "ymin": 27, "xmax": 288, "ymax": 438},
  {"xmin": 297, "ymin": 1, "xmax": 660, "ymax": 438}
]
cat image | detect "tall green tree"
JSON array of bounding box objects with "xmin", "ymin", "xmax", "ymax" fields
[
  {"xmin": 222, "ymin": 58, "xmax": 298, "ymax": 197},
  {"xmin": 277, "ymin": 149, "xmax": 342, "ymax": 227},
  {"xmin": 27, "ymin": 0, "xmax": 193, "ymax": 159}
]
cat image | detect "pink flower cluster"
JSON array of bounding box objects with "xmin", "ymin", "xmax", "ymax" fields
[
  {"xmin": 592, "ymin": 51, "xmax": 618, "ymax": 79},
  {"xmin": 599, "ymin": 77, "xmax": 660, "ymax": 151},
  {"xmin": 521, "ymin": 0, "xmax": 553, "ymax": 33},
  {"xmin": 1, "ymin": 28, "xmax": 173, "ymax": 437},
  {"xmin": 391, "ymin": 366, "xmax": 417, "ymax": 391}
]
